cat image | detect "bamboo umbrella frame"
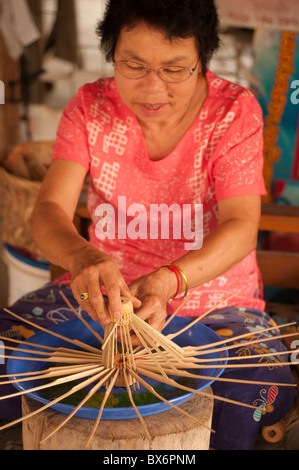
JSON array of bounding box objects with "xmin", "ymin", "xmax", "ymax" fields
[{"xmin": 0, "ymin": 291, "xmax": 298, "ymax": 447}]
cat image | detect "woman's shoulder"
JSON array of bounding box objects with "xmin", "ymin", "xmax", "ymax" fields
[
  {"xmin": 63, "ymin": 76, "xmax": 129, "ymax": 124},
  {"xmin": 206, "ymin": 70, "xmax": 261, "ymax": 110},
  {"xmin": 76, "ymin": 77, "xmax": 119, "ymax": 104},
  {"xmin": 205, "ymin": 70, "xmax": 263, "ymax": 127}
]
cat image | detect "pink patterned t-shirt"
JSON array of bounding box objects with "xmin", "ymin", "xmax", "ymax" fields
[{"xmin": 52, "ymin": 70, "xmax": 267, "ymax": 317}]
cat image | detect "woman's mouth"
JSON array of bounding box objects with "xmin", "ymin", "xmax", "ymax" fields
[
  {"xmin": 139, "ymin": 102, "xmax": 167, "ymax": 116},
  {"xmin": 144, "ymin": 104, "xmax": 161, "ymax": 109}
]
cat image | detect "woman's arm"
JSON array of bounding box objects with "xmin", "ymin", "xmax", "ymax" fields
[
  {"xmin": 31, "ymin": 159, "xmax": 89, "ymax": 269},
  {"xmin": 172, "ymin": 194, "xmax": 261, "ymax": 289},
  {"xmin": 129, "ymin": 194, "xmax": 261, "ymax": 336},
  {"xmin": 31, "ymin": 158, "xmax": 141, "ymax": 324}
]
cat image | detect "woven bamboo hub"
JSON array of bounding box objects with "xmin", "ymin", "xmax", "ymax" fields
[
  {"xmin": 102, "ymin": 297, "xmax": 136, "ymax": 387},
  {"xmin": 113, "ymin": 296, "xmax": 134, "ymax": 326},
  {"xmin": 112, "ymin": 353, "xmax": 135, "ymax": 387}
]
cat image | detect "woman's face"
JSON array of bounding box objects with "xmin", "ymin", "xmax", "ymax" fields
[{"xmin": 113, "ymin": 23, "xmax": 203, "ymax": 127}]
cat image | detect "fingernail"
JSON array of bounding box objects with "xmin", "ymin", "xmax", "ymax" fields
[{"xmin": 113, "ymin": 310, "xmax": 122, "ymax": 319}]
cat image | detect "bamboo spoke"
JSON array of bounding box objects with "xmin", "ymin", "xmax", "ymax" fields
[
  {"xmin": 123, "ymin": 370, "xmax": 152, "ymax": 442},
  {"xmin": 133, "ymin": 316, "xmax": 185, "ymax": 369},
  {"xmin": 3, "ymin": 307, "xmax": 100, "ymax": 354},
  {"xmin": 182, "ymin": 348, "xmax": 295, "ymax": 363},
  {"xmin": 0, "ymin": 335, "xmax": 56, "ymax": 352},
  {"xmin": 134, "ymin": 315, "xmax": 184, "ymax": 355},
  {"xmin": 134, "ymin": 366, "xmax": 258, "ymax": 410},
  {"xmin": 137, "ymin": 350, "xmax": 297, "ymax": 370},
  {"xmin": 166, "ymin": 292, "xmax": 240, "ymax": 340},
  {"xmin": 0, "ymin": 365, "xmax": 105, "ymax": 402},
  {"xmin": 0, "ymin": 367, "xmax": 111, "ymax": 433},
  {"xmin": 0, "ymin": 364, "xmax": 103, "ymax": 386},
  {"xmin": 0, "ymin": 363, "xmax": 99, "ymax": 379},
  {"xmin": 191, "ymin": 322, "xmax": 297, "ymax": 352},
  {"xmin": 85, "ymin": 368, "xmax": 120, "ymax": 448},
  {"xmin": 40, "ymin": 368, "xmax": 116, "ymax": 444},
  {"xmin": 124, "ymin": 322, "xmax": 137, "ymax": 376},
  {"xmin": 1, "ymin": 343, "xmax": 100, "ymax": 362},
  {"xmin": 136, "ymin": 362, "xmax": 296, "ymax": 387},
  {"xmin": 184, "ymin": 331, "xmax": 299, "ymax": 359},
  {"xmin": 130, "ymin": 322, "xmax": 170, "ymax": 379},
  {"xmin": 128, "ymin": 368, "xmax": 215, "ymax": 432},
  {"xmin": 59, "ymin": 290, "xmax": 104, "ymax": 344},
  {"xmin": 101, "ymin": 322, "xmax": 118, "ymax": 351},
  {"xmin": 162, "ymin": 290, "xmax": 199, "ymax": 330}
]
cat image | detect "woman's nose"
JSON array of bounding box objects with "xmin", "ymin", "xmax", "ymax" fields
[{"xmin": 142, "ymin": 70, "xmax": 168, "ymax": 91}]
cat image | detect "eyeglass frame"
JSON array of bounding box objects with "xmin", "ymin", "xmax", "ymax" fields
[{"xmin": 112, "ymin": 57, "xmax": 200, "ymax": 83}]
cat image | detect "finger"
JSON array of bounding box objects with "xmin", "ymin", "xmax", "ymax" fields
[
  {"xmin": 86, "ymin": 275, "xmax": 111, "ymax": 325},
  {"xmin": 134, "ymin": 299, "xmax": 153, "ymax": 322},
  {"xmin": 130, "ymin": 333, "xmax": 142, "ymax": 347},
  {"xmin": 148, "ymin": 313, "xmax": 166, "ymax": 332},
  {"xmin": 101, "ymin": 273, "xmax": 125, "ymax": 321},
  {"xmin": 81, "ymin": 302, "xmax": 109, "ymax": 325},
  {"xmin": 71, "ymin": 277, "xmax": 111, "ymax": 326},
  {"xmin": 119, "ymin": 279, "xmax": 142, "ymax": 308},
  {"xmin": 79, "ymin": 298, "xmax": 111, "ymax": 326},
  {"xmin": 135, "ymin": 302, "xmax": 166, "ymax": 332}
]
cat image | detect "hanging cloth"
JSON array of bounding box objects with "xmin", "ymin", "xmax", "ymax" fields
[
  {"xmin": 0, "ymin": 0, "xmax": 40, "ymax": 60},
  {"xmin": 44, "ymin": 0, "xmax": 82, "ymax": 67}
]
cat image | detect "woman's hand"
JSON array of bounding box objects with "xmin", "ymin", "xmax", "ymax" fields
[
  {"xmin": 128, "ymin": 267, "xmax": 177, "ymax": 344},
  {"xmin": 69, "ymin": 244, "xmax": 141, "ymax": 325}
]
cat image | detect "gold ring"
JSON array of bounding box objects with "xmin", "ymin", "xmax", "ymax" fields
[{"xmin": 80, "ymin": 292, "xmax": 89, "ymax": 301}]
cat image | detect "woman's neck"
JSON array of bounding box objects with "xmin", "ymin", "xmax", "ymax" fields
[{"xmin": 139, "ymin": 75, "xmax": 209, "ymax": 161}]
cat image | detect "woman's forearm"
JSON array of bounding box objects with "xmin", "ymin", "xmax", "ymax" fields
[
  {"xmin": 160, "ymin": 195, "xmax": 261, "ymax": 295},
  {"xmin": 31, "ymin": 200, "xmax": 90, "ymax": 272},
  {"xmin": 177, "ymin": 217, "xmax": 257, "ymax": 289},
  {"xmin": 156, "ymin": 214, "xmax": 259, "ymax": 299}
]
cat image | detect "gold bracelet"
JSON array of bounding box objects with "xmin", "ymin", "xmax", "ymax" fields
[{"xmin": 161, "ymin": 263, "xmax": 189, "ymax": 301}]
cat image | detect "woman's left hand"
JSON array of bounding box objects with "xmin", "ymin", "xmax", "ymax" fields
[{"xmin": 128, "ymin": 268, "xmax": 177, "ymax": 345}]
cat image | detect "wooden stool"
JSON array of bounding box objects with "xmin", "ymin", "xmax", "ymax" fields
[{"xmin": 22, "ymin": 388, "xmax": 213, "ymax": 450}]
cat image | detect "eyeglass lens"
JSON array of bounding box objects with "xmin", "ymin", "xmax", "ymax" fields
[{"xmin": 114, "ymin": 61, "xmax": 195, "ymax": 82}]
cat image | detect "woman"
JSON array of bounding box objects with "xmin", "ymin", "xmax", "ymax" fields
[
  {"xmin": 32, "ymin": 0, "xmax": 263, "ymax": 327},
  {"xmin": 1, "ymin": 0, "xmax": 296, "ymax": 450}
]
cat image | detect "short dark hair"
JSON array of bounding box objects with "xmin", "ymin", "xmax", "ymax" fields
[{"xmin": 96, "ymin": 0, "xmax": 220, "ymax": 76}]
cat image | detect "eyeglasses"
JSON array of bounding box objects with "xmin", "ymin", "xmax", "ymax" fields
[{"xmin": 112, "ymin": 58, "xmax": 200, "ymax": 83}]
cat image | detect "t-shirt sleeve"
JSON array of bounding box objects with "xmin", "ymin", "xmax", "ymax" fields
[
  {"xmin": 52, "ymin": 88, "xmax": 90, "ymax": 172},
  {"xmin": 210, "ymin": 92, "xmax": 267, "ymax": 200}
]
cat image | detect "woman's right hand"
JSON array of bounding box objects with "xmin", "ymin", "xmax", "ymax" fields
[
  {"xmin": 69, "ymin": 244, "xmax": 141, "ymax": 325},
  {"xmin": 30, "ymin": 159, "xmax": 140, "ymax": 326}
]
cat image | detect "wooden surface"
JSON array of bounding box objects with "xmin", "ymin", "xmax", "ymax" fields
[
  {"xmin": 22, "ymin": 389, "xmax": 214, "ymax": 450},
  {"xmin": 257, "ymin": 204, "xmax": 299, "ymax": 290},
  {"xmin": 260, "ymin": 204, "xmax": 299, "ymax": 233},
  {"xmin": 256, "ymin": 251, "xmax": 299, "ymax": 290}
]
